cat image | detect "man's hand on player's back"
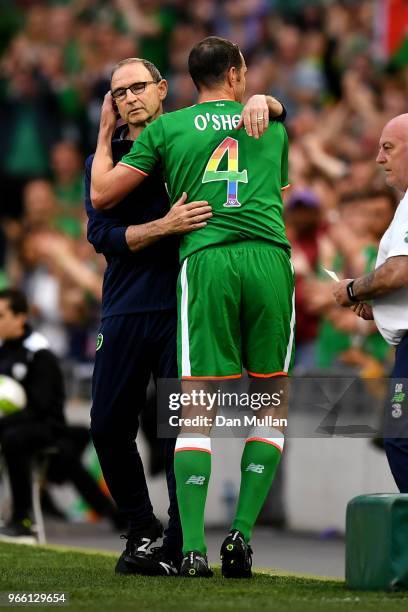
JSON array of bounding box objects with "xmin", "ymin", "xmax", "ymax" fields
[
  {"xmin": 123, "ymin": 192, "xmax": 212, "ymax": 252},
  {"xmin": 160, "ymin": 192, "xmax": 212, "ymax": 235}
]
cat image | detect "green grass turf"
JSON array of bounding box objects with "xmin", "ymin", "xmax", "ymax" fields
[{"xmin": 1, "ymin": 543, "xmax": 408, "ymax": 612}]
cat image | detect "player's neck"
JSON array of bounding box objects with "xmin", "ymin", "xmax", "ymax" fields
[{"xmin": 197, "ymin": 88, "xmax": 237, "ymax": 104}]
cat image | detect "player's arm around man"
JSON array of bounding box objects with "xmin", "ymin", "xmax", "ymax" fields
[{"xmin": 91, "ymin": 92, "xmax": 286, "ymax": 210}]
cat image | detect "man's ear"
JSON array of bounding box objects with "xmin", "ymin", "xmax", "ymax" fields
[
  {"xmin": 226, "ymin": 66, "xmax": 236, "ymax": 87},
  {"xmin": 157, "ymin": 79, "xmax": 168, "ymax": 101}
]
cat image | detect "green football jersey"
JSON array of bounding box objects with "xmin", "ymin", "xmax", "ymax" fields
[{"xmin": 120, "ymin": 100, "xmax": 290, "ymax": 261}]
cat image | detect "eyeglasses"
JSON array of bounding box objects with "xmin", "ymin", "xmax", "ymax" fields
[{"xmin": 111, "ymin": 81, "xmax": 159, "ymax": 100}]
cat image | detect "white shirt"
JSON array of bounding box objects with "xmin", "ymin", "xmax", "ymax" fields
[{"xmin": 372, "ymin": 191, "xmax": 408, "ymax": 345}]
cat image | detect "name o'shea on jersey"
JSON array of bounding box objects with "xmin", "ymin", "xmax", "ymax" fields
[{"xmin": 194, "ymin": 113, "xmax": 241, "ymax": 132}]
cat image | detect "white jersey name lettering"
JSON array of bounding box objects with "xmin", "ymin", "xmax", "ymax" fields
[{"xmin": 194, "ymin": 113, "xmax": 241, "ymax": 132}]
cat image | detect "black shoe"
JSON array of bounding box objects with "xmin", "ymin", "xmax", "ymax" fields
[
  {"xmin": 115, "ymin": 518, "xmax": 163, "ymax": 575},
  {"xmin": 220, "ymin": 529, "xmax": 252, "ymax": 578},
  {"xmin": 125, "ymin": 545, "xmax": 179, "ymax": 576},
  {"xmin": 0, "ymin": 519, "xmax": 38, "ymax": 545},
  {"xmin": 179, "ymin": 550, "xmax": 213, "ymax": 578}
]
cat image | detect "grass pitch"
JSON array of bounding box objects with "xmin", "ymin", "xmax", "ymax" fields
[{"xmin": 1, "ymin": 543, "xmax": 408, "ymax": 611}]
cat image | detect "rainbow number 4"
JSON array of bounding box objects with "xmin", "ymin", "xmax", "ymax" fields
[{"xmin": 202, "ymin": 137, "xmax": 248, "ymax": 207}]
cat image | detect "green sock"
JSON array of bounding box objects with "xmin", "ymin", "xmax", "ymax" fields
[
  {"xmin": 174, "ymin": 446, "xmax": 211, "ymax": 555},
  {"xmin": 232, "ymin": 440, "xmax": 282, "ymax": 542}
]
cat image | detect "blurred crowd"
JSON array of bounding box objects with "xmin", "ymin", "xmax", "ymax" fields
[{"xmin": 0, "ymin": 0, "xmax": 406, "ymax": 378}]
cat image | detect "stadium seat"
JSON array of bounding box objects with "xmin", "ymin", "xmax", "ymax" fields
[
  {"xmin": 31, "ymin": 447, "xmax": 59, "ymax": 544},
  {"xmin": 0, "ymin": 446, "xmax": 58, "ymax": 544}
]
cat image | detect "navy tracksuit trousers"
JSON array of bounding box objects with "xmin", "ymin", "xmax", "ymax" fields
[{"xmin": 90, "ymin": 311, "xmax": 181, "ymax": 554}]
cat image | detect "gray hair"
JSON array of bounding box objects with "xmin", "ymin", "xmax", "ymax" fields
[{"xmin": 111, "ymin": 58, "xmax": 162, "ymax": 83}]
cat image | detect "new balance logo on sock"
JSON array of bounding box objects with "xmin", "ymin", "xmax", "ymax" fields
[
  {"xmin": 246, "ymin": 463, "xmax": 264, "ymax": 474},
  {"xmin": 185, "ymin": 475, "xmax": 206, "ymax": 485}
]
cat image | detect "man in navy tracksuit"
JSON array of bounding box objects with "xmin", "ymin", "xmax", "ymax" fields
[{"xmin": 86, "ymin": 58, "xmax": 213, "ymax": 576}]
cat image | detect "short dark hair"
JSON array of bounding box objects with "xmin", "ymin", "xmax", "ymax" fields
[
  {"xmin": 110, "ymin": 58, "xmax": 162, "ymax": 83},
  {"xmin": 188, "ymin": 36, "xmax": 243, "ymax": 91},
  {"xmin": 0, "ymin": 288, "xmax": 29, "ymax": 314}
]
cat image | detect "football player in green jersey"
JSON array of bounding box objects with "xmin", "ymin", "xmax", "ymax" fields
[{"xmin": 91, "ymin": 37, "xmax": 294, "ymax": 579}]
